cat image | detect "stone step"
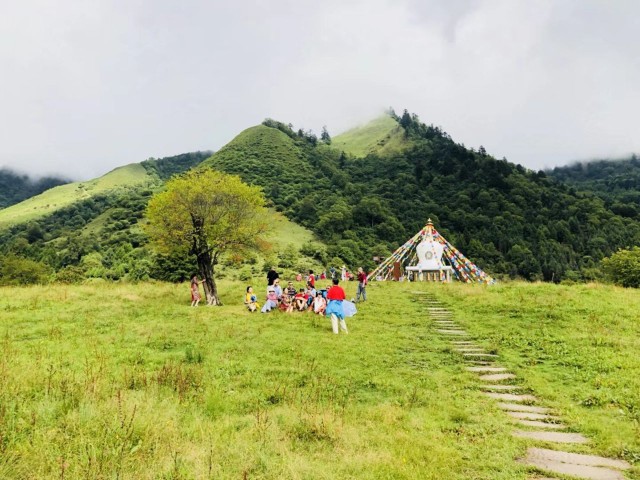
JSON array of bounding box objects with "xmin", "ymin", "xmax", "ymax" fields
[
  {"xmin": 437, "ymin": 330, "xmax": 468, "ymax": 335},
  {"xmin": 484, "ymin": 392, "xmax": 537, "ymax": 402},
  {"xmin": 497, "ymin": 403, "xmax": 549, "ymax": 414},
  {"xmin": 525, "ymin": 448, "xmax": 630, "ymax": 471},
  {"xmin": 463, "ymin": 353, "xmax": 498, "ymax": 357},
  {"xmin": 521, "ymin": 456, "xmax": 625, "ymax": 479},
  {"xmin": 481, "ymin": 384, "xmax": 520, "ymax": 391},
  {"xmin": 479, "ymin": 373, "xmax": 516, "ymax": 381},
  {"xmin": 513, "ymin": 430, "xmax": 588, "ymax": 444},
  {"xmin": 516, "ymin": 420, "xmax": 566, "ymax": 430},
  {"xmin": 467, "ymin": 366, "xmax": 507, "ymax": 373},
  {"xmin": 507, "ymin": 411, "xmax": 559, "ymax": 421}
]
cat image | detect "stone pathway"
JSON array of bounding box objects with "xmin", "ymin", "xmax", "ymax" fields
[{"xmin": 416, "ymin": 292, "xmax": 633, "ymax": 480}]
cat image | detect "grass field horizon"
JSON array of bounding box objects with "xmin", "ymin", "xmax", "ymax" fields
[{"xmin": 0, "ymin": 280, "xmax": 638, "ymax": 478}]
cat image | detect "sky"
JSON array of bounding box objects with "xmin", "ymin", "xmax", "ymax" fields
[{"xmin": 1, "ymin": 0, "xmax": 639, "ymax": 180}]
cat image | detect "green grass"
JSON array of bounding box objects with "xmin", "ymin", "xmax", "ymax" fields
[
  {"xmin": 439, "ymin": 281, "xmax": 640, "ymax": 478},
  {"xmin": 0, "ymin": 164, "xmax": 153, "ymax": 226},
  {"xmin": 0, "ymin": 281, "xmax": 637, "ymax": 479},
  {"xmin": 332, "ymin": 114, "xmax": 409, "ymax": 158}
]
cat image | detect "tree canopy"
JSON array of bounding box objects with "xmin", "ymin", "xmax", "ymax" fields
[{"xmin": 145, "ymin": 169, "xmax": 269, "ymax": 304}]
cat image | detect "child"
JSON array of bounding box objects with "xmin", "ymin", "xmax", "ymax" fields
[
  {"xmin": 313, "ymin": 291, "xmax": 327, "ymax": 315},
  {"xmin": 261, "ymin": 287, "xmax": 278, "ymax": 313},
  {"xmin": 279, "ymin": 294, "xmax": 294, "ymax": 313},
  {"xmin": 294, "ymin": 289, "xmax": 307, "ymax": 311},
  {"xmin": 190, "ymin": 275, "xmax": 204, "ymax": 307},
  {"xmin": 245, "ymin": 286, "xmax": 259, "ymax": 312}
]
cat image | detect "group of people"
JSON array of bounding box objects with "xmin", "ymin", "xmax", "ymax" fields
[
  {"xmin": 190, "ymin": 264, "xmax": 368, "ymax": 334},
  {"xmin": 242, "ymin": 266, "xmax": 369, "ymax": 334}
]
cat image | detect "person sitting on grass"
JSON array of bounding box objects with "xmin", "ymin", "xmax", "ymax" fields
[
  {"xmin": 294, "ymin": 289, "xmax": 307, "ymax": 311},
  {"xmin": 285, "ymin": 281, "xmax": 297, "ymax": 299},
  {"xmin": 326, "ymin": 278, "xmax": 348, "ymax": 334},
  {"xmin": 313, "ymin": 291, "xmax": 327, "ymax": 315},
  {"xmin": 305, "ymin": 282, "xmax": 316, "ymax": 309},
  {"xmin": 244, "ymin": 286, "xmax": 259, "ymax": 312},
  {"xmin": 261, "ymin": 287, "xmax": 278, "ymax": 313},
  {"xmin": 279, "ymin": 294, "xmax": 294, "ymax": 313}
]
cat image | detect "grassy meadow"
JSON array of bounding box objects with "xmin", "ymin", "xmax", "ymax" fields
[{"xmin": 0, "ymin": 280, "xmax": 638, "ymax": 479}]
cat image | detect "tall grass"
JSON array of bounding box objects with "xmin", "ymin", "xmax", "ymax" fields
[{"xmin": 0, "ymin": 280, "xmax": 637, "ymax": 478}]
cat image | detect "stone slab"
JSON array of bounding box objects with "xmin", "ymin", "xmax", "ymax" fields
[
  {"xmin": 507, "ymin": 411, "xmax": 558, "ymax": 421},
  {"xmin": 484, "ymin": 392, "xmax": 537, "ymax": 402},
  {"xmin": 497, "ymin": 403, "xmax": 549, "ymax": 414},
  {"xmin": 467, "ymin": 366, "xmax": 507, "ymax": 373},
  {"xmin": 526, "ymin": 448, "xmax": 630, "ymax": 471},
  {"xmin": 481, "ymin": 384, "xmax": 520, "ymax": 391},
  {"xmin": 437, "ymin": 330, "xmax": 468, "ymax": 335},
  {"xmin": 513, "ymin": 430, "xmax": 588, "ymax": 444},
  {"xmin": 479, "ymin": 373, "xmax": 516, "ymax": 381},
  {"xmin": 521, "ymin": 457, "xmax": 625, "ymax": 480},
  {"xmin": 516, "ymin": 420, "xmax": 566, "ymax": 430},
  {"xmin": 463, "ymin": 353, "xmax": 498, "ymax": 357}
]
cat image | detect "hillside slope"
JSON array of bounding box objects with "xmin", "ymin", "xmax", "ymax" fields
[
  {"xmin": 0, "ymin": 149, "xmax": 325, "ymax": 283},
  {"xmin": 197, "ymin": 114, "xmax": 640, "ymax": 282},
  {"xmin": 548, "ymin": 155, "xmax": 640, "ymax": 219},
  {"xmin": 332, "ymin": 113, "xmax": 408, "ymax": 158},
  {"xmin": 0, "ymin": 169, "xmax": 69, "ymax": 209}
]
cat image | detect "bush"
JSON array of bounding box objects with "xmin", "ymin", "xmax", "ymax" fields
[
  {"xmin": 601, "ymin": 247, "xmax": 640, "ymax": 288},
  {"xmin": 55, "ymin": 265, "xmax": 86, "ymax": 284},
  {"xmin": 0, "ymin": 255, "xmax": 52, "ymax": 285}
]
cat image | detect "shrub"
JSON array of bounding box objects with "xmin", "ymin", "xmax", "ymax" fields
[
  {"xmin": 55, "ymin": 265, "xmax": 86, "ymax": 284},
  {"xmin": 601, "ymin": 247, "xmax": 640, "ymax": 288},
  {"xmin": 0, "ymin": 255, "xmax": 52, "ymax": 285}
]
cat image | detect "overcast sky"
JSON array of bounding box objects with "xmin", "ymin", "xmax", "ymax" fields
[{"xmin": 1, "ymin": 0, "xmax": 639, "ymax": 180}]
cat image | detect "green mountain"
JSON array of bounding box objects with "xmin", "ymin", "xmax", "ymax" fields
[
  {"xmin": 0, "ymin": 169, "xmax": 69, "ymax": 209},
  {"xmin": 0, "ymin": 150, "xmax": 325, "ymax": 283},
  {"xmin": 3, "ymin": 111, "xmax": 640, "ymax": 284},
  {"xmin": 548, "ymin": 155, "xmax": 640, "ymax": 219},
  {"xmin": 200, "ymin": 112, "xmax": 640, "ymax": 282}
]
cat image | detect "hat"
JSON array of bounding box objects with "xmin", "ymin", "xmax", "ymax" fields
[{"xmin": 268, "ymin": 287, "xmax": 275, "ymax": 292}]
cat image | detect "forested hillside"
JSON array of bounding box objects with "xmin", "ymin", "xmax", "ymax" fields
[
  {"xmin": 0, "ymin": 169, "xmax": 69, "ymax": 209},
  {"xmin": 3, "ymin": 112, "xmax": 640, "ymax": 284},
  {"xmin": 202, "ymin": 112, "xmax": 640, "ymax": 282},
  {"xmin": 0, "ymin": 153, "xmax": 211, "ymax": 283},
  {"xmin": 548, "ymin": 156, "xmax": 640, "ymax": 219}
]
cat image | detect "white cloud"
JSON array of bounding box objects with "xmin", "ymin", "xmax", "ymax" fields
[{"xmin": 0, "ymin": 0, "xmax": 638, "ymax": 178}]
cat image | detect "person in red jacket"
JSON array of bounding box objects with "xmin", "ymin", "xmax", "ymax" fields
[{"xmin": 326, "ymin": 278, "xmax": 348, "ymax": 334}]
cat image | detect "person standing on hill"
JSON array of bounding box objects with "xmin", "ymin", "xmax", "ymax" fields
[
  {"xmin": 267, "ymin": 266, "xmax": 279, "ymax": 286},
  {"xmin": 356, "ymin": 267, "xmax": 367, "ymax": 302},
  {"xmin": 307, "ymin": 270, "xmax": 315, "ymax": 288},
  {"xmin": 326, "ymin": 278, "xmax": 348, "ymax": 334}
]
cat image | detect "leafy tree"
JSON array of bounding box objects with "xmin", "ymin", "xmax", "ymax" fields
[
  {"xmin": 145, "ymin": 169, "xmax": 269, "ymax": 305},
  {"xmin": 320, "ymin": 126, "xmax": 332, "ymax": 144},
  {"xmin": 602, "ymin": 247, "xmax": 640, "ymax": 288}
]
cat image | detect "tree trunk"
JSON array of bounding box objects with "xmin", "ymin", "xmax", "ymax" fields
[
  {"xmin": 197, "ymin": 252, "xmax": 220, "ymax": 305},
  {"xmin": 191, "ymin": 213, "xmax": 221, "ymax": 306}
]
